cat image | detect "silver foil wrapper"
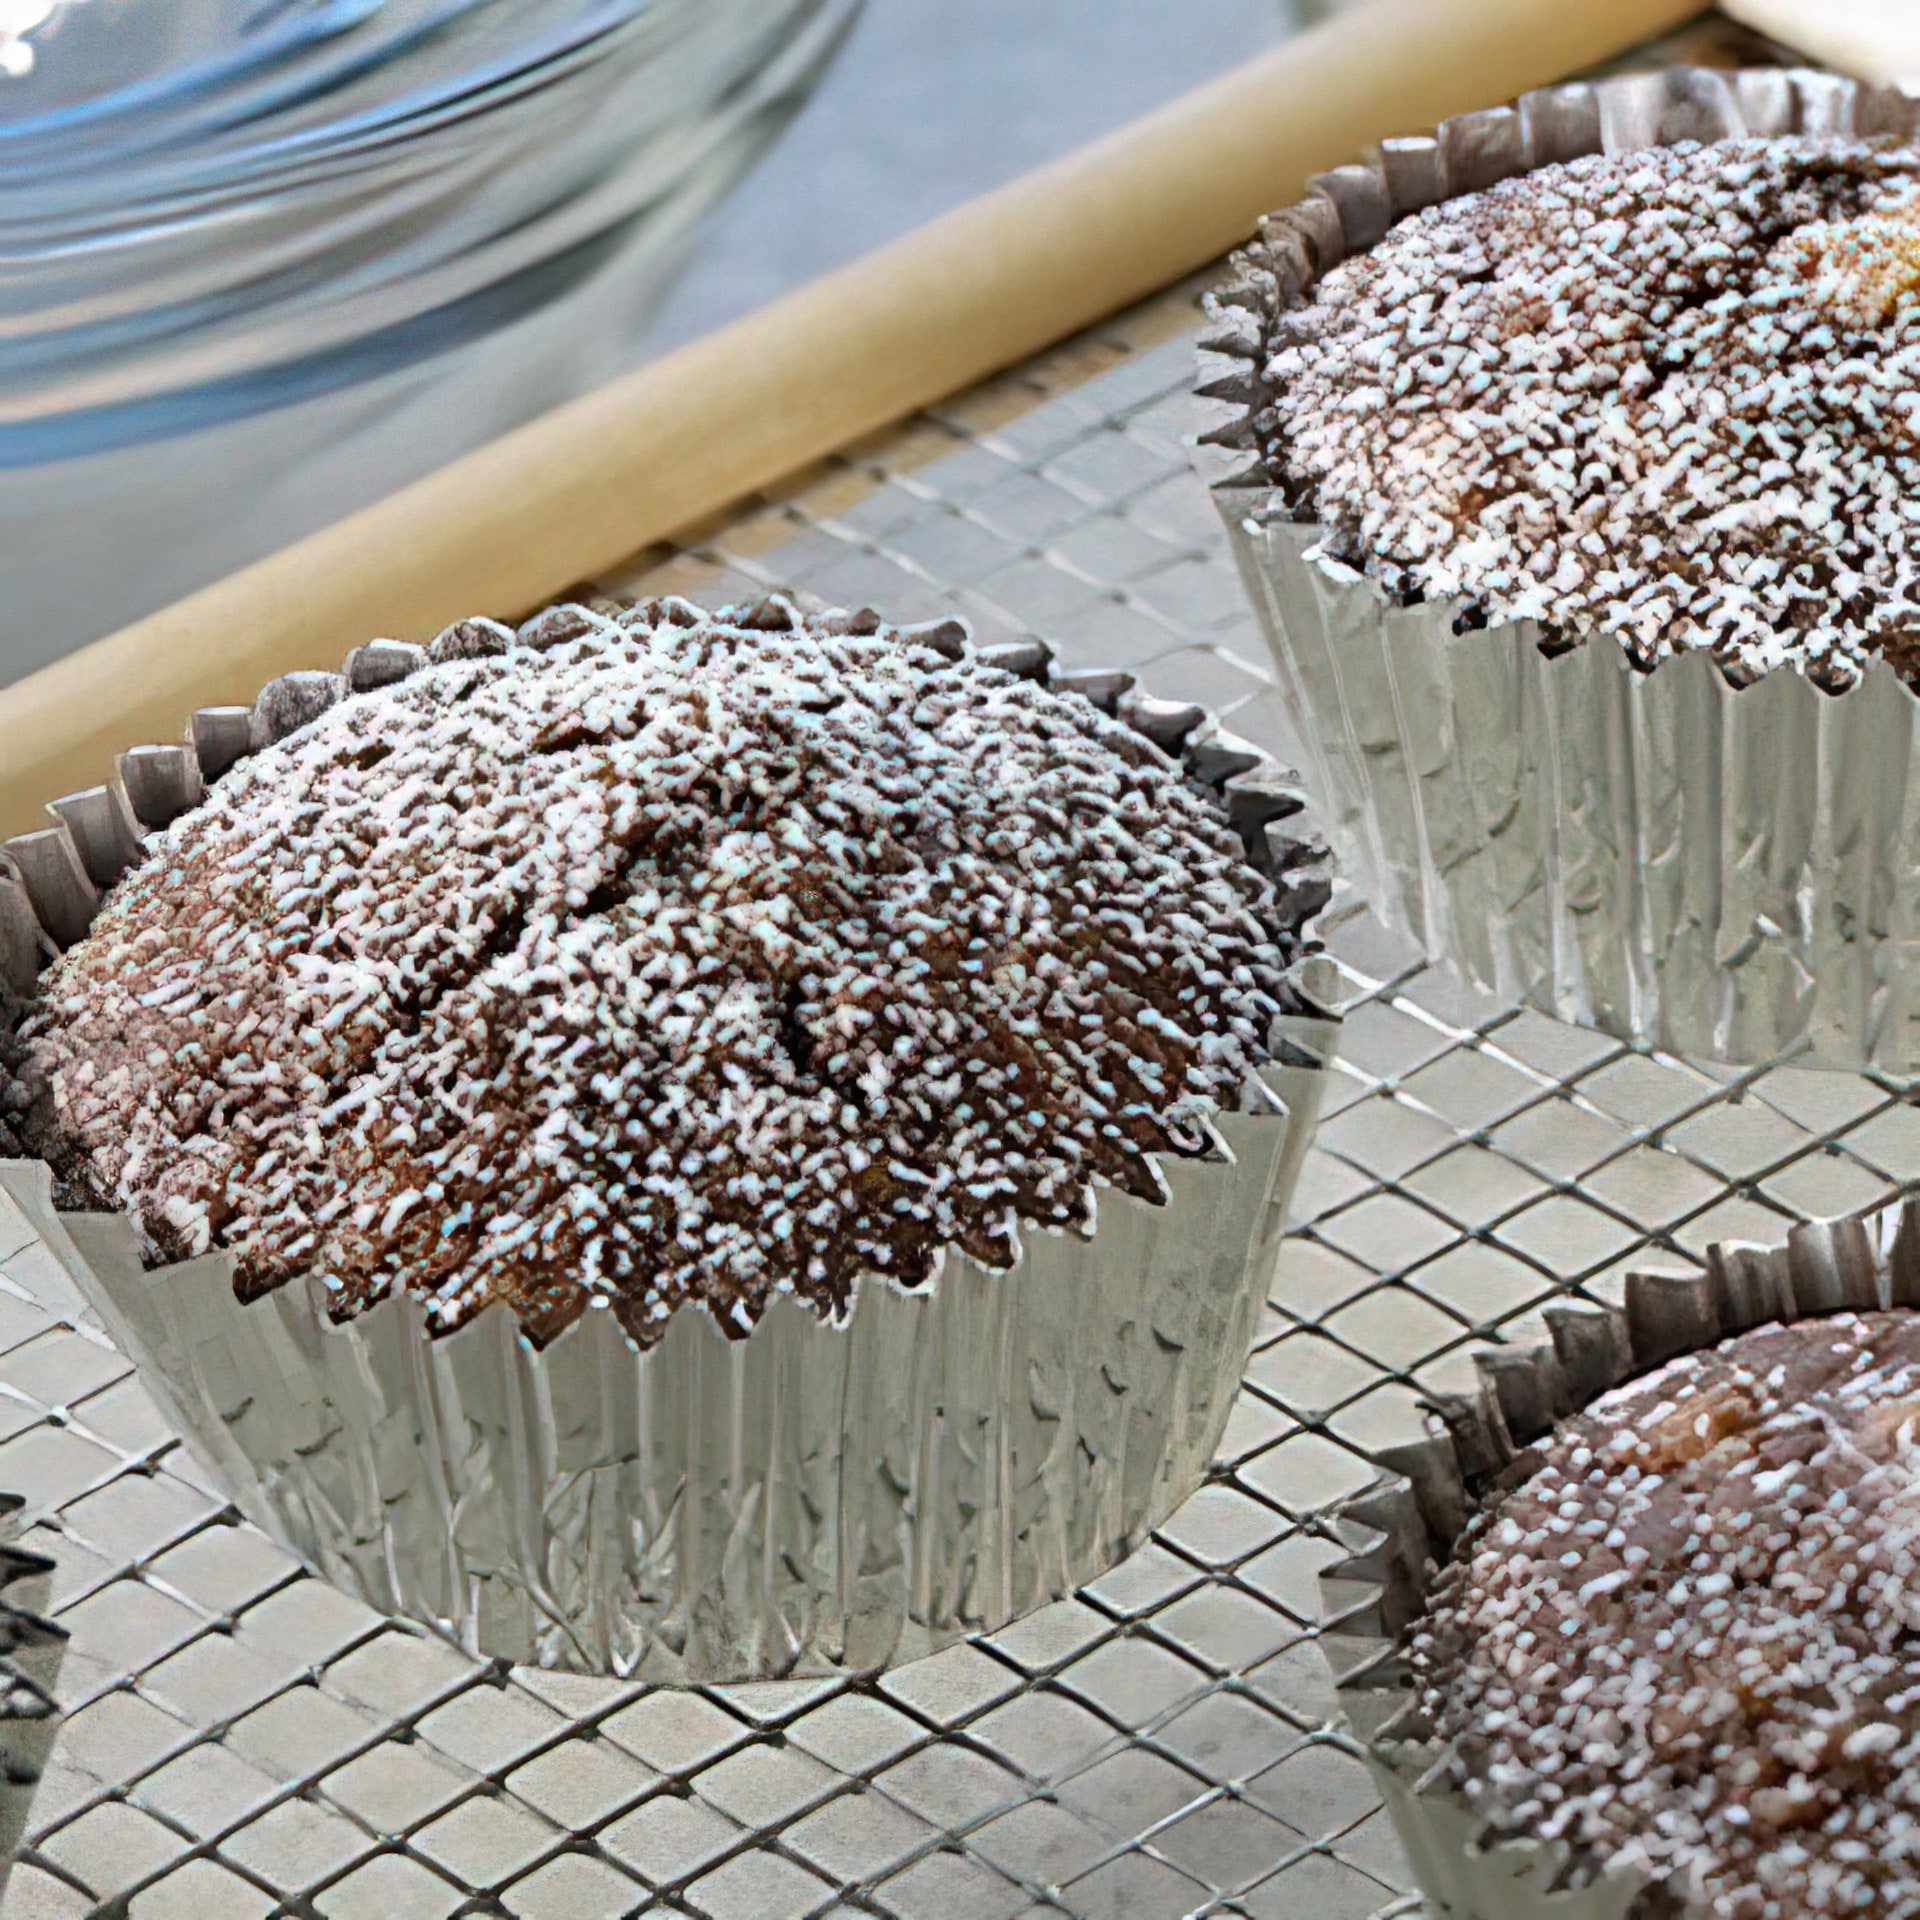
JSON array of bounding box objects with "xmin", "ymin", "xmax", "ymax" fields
[
  {"xmin": 1317, "ymin": 1202, "xmax": 1920, "ymax": 1920},
  {"xmin": 1366, "ymin": 1740, "xmax": 1652, "ymax": 1920},
  {"xmin": 1203, "ymin": 66, "xmax": 1920, "ymax": 1070},
  {"xmin": 1223, "ymin": 510, "xmax": 1920, "ymax": 1069},
  {"xmin": 19, "ymin": 1014, "xmax": 1332, "ymax": 1682},
  {"xmin": 0, "ymin": 1506, "xmax": 63, "ymax": 1903}
]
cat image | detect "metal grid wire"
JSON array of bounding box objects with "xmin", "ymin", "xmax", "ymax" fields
[{"xmin": 10, "ymin": 194, "xmax": 1920, "ymax": 1920}]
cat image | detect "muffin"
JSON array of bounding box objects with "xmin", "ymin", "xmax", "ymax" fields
[
  {"xmin": 1421, "ymin": 1314, "xmax": 1920, "ymax": 1918},
  {"xmin": 1204, "ymin": 66, "xmax": 1920, "ymax": 1069},
  {"xmin": 1318, "ymin": 1203, "xmax": 1920, "ymax": 1920},
  {"xmin": 1, "ymin": 595, "xmax": 1337, "ymax": 1676}
]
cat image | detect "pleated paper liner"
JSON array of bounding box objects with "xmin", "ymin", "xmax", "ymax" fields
[
  {"xmin": 1315, "ymin": 1197, "xmax": 1920, "ymax": 1920},
  {"xmin": 1199, "ymin": 65, "xmax": 1920, "ymax": 1072},
  {"xmin": 0, "ymin": 598, "xmax": 1342, "ymax": 1678}
]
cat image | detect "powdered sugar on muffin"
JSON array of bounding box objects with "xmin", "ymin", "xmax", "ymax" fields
[
  {"xmin": 1415, "ymin": 1311, "xmax": 1920, "ymax": 1918},
  {"xmin": 11, "ymin": 603, "xmax": 1306, "ymax": 1346},
  {"xmin": 1258, "ymin": 138, "xmax": 1920, "ymax": 690}
]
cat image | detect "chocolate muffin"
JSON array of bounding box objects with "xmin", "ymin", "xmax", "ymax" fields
[
  {"xmin": 1413, "ymin": 1310, "xmax": 1920, "ymax": 1919},
  {"xmin": 7, "ymin": 599, "xmax": 1315, "ymax": 1349},
  {"xmin": 1209, "ymin": 100, "xmax": 1920, "ymax": 1074},
  {"xmin": 1249, "ymin": 136, "xmax": 1920, "ymax": 691}
]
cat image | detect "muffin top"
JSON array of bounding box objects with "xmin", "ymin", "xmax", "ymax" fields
[
  {"xmin": 1255, "ymin": 137, "xmax": 1920, "ymax": 690},
  {"xmin": 1414, "ymin": 1310, "xmax": 1920, "ymax": 1919},
  {"xmin": 11, "ymin": 602, "xmax": 1308, "ymax": 1347}
]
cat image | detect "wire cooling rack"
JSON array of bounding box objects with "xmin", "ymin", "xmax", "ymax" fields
[{"xmin": 11, "ymin": 58, "xmax": 1913, "ymax": 1920}]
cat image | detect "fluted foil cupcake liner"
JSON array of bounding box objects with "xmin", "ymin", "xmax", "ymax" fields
[
  {"xmin": 0, "ymin": 1493, "xmax": 63, "ymax": 1902},
  {"xmin": 19, "ymin": 1024, "xmax": 1331, "ymax": 1680},
  {"xmin": 1316, "ymin": 1200, "xmax": 1920, "ymax": 1920},
  {"xmin": 1203, "ymin": 66, "xmax": 1920, "ymax": 1071},
  {"xmin": 0, "ymin": 600, "xmax": 1340, "ymax": 1678},
  {"xmin": 1223, "ymin": 513, "xmax": 1920, "ymax": 1068}
]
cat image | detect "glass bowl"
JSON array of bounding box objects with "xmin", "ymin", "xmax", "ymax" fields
[{"xmin": 0, "ymin": 0, "xmax": 860, "ymax": 675}]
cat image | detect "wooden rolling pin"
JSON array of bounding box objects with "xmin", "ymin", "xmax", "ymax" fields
[
  {"xmin": 1723, "ymin": 3, "xmax": 1920, "ymax": 87},
  {"xmin": 0, "ymin": 0, "xmax": 1705, "ymax": 835}
]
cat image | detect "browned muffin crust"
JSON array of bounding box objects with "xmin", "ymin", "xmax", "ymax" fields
[
  {"xmin": 9, "ymin": 602, "xmax": 1314, "ymax": 1348},
  {"xmin": 1415, "ymin": 1311, "xmax": 1920, "ymax": 1918}
]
